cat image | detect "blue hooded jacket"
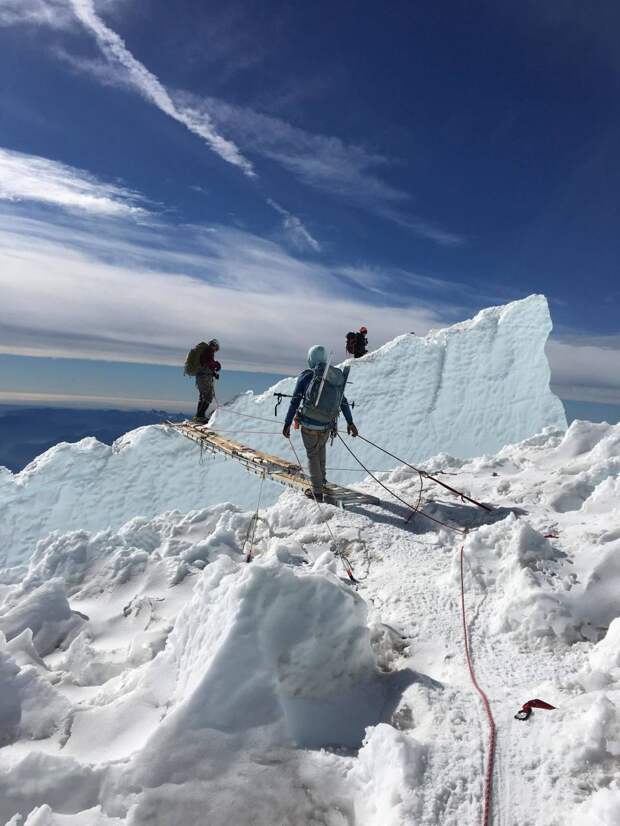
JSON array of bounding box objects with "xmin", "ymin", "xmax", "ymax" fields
[{"xmin": 284, "ymin": 345, "xmax": 353, "ymax": 430}]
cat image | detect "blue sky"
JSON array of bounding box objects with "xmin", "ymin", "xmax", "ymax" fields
[{"xmin": 0, "ymin": 0, "xmax": 619, "ymax": 412}]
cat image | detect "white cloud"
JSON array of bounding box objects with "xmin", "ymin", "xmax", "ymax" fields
[
  {"xmin": 1, "ymin": 209, "xmax": 615, "ymax": 403},
  {"xmin": 186, "ymin": 94, "xmax": 406, "ymax": 208},
  {"xmin": 178, "ymin": 94, "xmax": 463, "ymax": 246},
  {"xmin": 4, "ymin": 2, "xmax": 461, "ymax": 243},
  {"xmin": 0, "ymin": 390, "xmax": 192, "ymax": 412},
  {"xmin": 0, "ymin": 211, "xmax": 443, "ymax": 374},
  {"xmin": 0, "ymin": 0, "xmax": 74, "ymax": 29},
  {"xmin": 266, "ymin": 199, "xmax": 321, "ymax": 253},
  {"xmin": 0, "ymin": 146, "xmax": 146, "ymax": 216},
  {"xmin": 52, "ymin": 45, "xmax": 136, "ymax": 90},
  {"xmin": 0, "ymin": 0, "xmax": 123, "ymax": 29},
  {"xmin": 67, "ymin": 0, "xmax": 254, "ymax": 176},
  {"xmin": 547, "ymin": 339, "xmax": 620, "ymax": 404}
]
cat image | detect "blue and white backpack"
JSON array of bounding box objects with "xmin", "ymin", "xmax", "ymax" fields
[{"xmin": 301, "ymin": 363, "xmax": 350, "ymax": 428}]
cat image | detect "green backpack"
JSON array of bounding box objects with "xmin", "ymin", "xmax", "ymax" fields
[{"xmin": 184, "ymin": 342, "xmax": 208, "ymax": 376}]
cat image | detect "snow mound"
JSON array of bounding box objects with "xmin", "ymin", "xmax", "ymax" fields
[
  {"xmin": 1, "ymin": 420, "xmax": 620, "ymax": 824},
  {"xmin": 0, "ymin": 294, "xmax": 565, "ymax": 569},
  {"xmin": 0, "ymin": 639, "xmax": 70, "ymax": 744},
  {"xmin": 117, "ymin": 556, "xmax": 389, "ymax": 825},
  {"xmin": 0, "ymin": 579, "xmax": 85, "ymax": 656},
  {"xmin": 569, "ymin": 788, "xmax": 620, "ymax": 826},
  {"xmin": 7, "ymin": 805, "xmax": 125, "ymax": 826}
]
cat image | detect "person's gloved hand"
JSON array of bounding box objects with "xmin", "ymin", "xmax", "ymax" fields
[
  {"xmin": 282, "ymin": 424, "xmax": 291, "ymax": 438},
  {"xmin": 347, "ymin": 422, "xmax": 358, "ymax": 437},
  {"xmin": 214, "ymin": 373, "xmax": 219, "ymax": 380}
]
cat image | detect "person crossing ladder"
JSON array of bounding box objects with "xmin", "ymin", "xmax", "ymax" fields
[
  {"xmin": 282, "ymin": 345, "xmax": 358, "ymax": 502},
  {"xmin": 183, "ymin": 338, "xmax": 221, "ymax": 422}
]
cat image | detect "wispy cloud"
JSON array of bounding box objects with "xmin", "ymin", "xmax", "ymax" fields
[
  {"xmin": 0, "ymin": 0, "xmax": 124, "ymax": 30},
  {"xmin": 1, "ymin": 207, "xmax": 614, "ymax": 401},
  {"xmin": 266, "ymin": 199, "xmax": 321, "ymax": 253},
  {"xmin": 178, "ymin": 94, "xmax": 463, "ymax": 245},
  {"xmin": 0, "ymin": 0, "xmax": 74, "ymax": 29},
  {"xmin": 0, "ymin": 390, "xmax": 193, "ymax": 412},
  {"xmin": 190, "ymin": 95, "xmax": 405, "ymax": 206},
  {"xmin": 0, "ymin": 209, "xmax": 445, "ymax": 373},
  {"xmin": 4, "ymin": 2, "xmax": 461, "ymax": 244},
  {"xmin": 0, "ymin": 146, "xmax": 146, "ymax": 216},
  {"xmin": 547, "ymin": 338, "xmax": 620, "ymax": 405},
  {"xmin": 66, "ymin": 0, "xmax": 254, "ymax": 176}
]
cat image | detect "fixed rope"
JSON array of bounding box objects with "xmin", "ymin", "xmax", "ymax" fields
[
  {"xmin": 459, "ymin": 542, "xmax": 496, "ymax": 826},
  {"xmin": 337, "ymin": 433, "xmax": 467, "ymax": 535},
  {"xmin": 357, "ymin": 434, "xmax": 493, "ymax": 512},
  {"xmin": 286, "ymin": 436, "xmax": 359, "ymax": 584},
  {"xmin": 243, "ymin": 474, "xmax": 265, "ymax": 563},
  {"xmin": 193, "ymin": 426, "xmax": 282, "ymax": 435},
  {"xmin": 213, "ymin": 398, "xmax": 278, "ymax": 426}
]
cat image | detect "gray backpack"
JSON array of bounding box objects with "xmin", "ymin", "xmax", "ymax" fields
[{"xmin": 301, "ymin": 363, "xmax": 350, "ymax": 427}]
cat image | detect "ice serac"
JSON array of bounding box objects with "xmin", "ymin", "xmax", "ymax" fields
[
  {"xmin": 216, "ymin": 292, "xmax": 566, "ymax": 464},
  {"xmin": 0, "ymin": 294, "xmax": 566, "ymax": 568}
]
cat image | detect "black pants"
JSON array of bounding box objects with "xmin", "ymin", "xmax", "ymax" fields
[{"xmin": 195, "ymin": 370, "xmax": 214, "ymax": 418}]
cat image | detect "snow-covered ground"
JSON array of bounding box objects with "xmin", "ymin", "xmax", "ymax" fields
[
  {"xmin": 2, "ymin": 295, "xmax": 618, "ymax": 825},
  {"xmin": 1, "ymin": 418, "xmax": 619, "ymax": 825},
  {"xmin": 0, "ymin": 294, "xmax": 565, "ymax": 570}
]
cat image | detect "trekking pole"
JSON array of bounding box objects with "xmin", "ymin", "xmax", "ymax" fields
[
  {"xmin": 315, "ymin": 351, "xmax": 333, "ymax": 407},
  {"xmin": 356, "ymin": 434, "xmax": 493, "ymax": 512}
]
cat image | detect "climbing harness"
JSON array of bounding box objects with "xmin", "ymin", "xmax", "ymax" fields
[
  {"xmin": 514, "ymin": 698, "xmax": 556, "ymax": 721},
  {"xmin": 460, "ymin": 542, "xmax": 496, "ymax": 826}
]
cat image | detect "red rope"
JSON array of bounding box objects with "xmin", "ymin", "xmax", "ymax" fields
[{"xmin": 459, "ymin": 543, "xmax": 496, "ymax": 826}]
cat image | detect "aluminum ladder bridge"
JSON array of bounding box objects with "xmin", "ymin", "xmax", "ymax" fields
[{"xmin": 166, "ymin": 421, "xmax": 380, "ymax": 509}]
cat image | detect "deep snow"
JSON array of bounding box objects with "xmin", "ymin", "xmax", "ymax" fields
[
  {"xmin": 1, "ymin": 419, "xmax": 619, "ymax": 824},
  {"xmin": 0, "ymin": 294, "xmax": 565, "ymax": 570},
  {"xmin": 2, "ymin": 295, "xmax": 618, "ymax": 826}
]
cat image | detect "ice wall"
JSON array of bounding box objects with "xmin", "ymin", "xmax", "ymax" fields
[
  {"xmin": 215, "ymin": 292, "xmax": 566, "ymax": 463},
  {"xmin": 0, "ymin": 294, "xmax": 566, "ymax": 568}
]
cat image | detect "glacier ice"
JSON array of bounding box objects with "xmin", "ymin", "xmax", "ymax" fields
[{"xmin": 0, "ymin": 294, "xmax": 565, "ymax": 568}]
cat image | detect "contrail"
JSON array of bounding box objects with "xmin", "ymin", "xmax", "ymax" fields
[{"xmin": 69, "ymin": 0, "xmax": 254, "ymax": 176}]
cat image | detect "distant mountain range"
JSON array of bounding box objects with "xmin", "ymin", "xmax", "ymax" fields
[{"xmin": 0, "ymin": 406, "xmax": 187, "ymax": 473}]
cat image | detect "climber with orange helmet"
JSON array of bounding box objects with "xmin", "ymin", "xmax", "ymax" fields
[{"xmin": 345, "ymin": 326, "xmax": 368, "ymax": 358}]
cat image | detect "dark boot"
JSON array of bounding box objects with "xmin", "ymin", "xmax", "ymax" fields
[{"xmin": 194, "ymin": 400, "xmax": 208, "ymax": 422}]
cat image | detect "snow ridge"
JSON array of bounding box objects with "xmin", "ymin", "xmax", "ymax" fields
[
  {"xmin": 0, "ymin": 294, "xmax": 565, "ymax": 569},
  {"xmin": 1, "ymin": 417, "xmax": 619, "ymax": 824}
]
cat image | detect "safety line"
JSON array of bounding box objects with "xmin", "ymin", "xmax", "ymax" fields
[
  {"xmin": 213, "ymin": 398, "xmax": 279, "ymax": 425},
  {"xmin": 337, "ymin": 434, "xmax": 466, "ymax": 535},
  {"xmin": 197, "ymin": 427, "xmax": 282, "ymax": 435},
  {"xmin": 459, "ymin": 542, "xmax": 496, "ymax": 826},
  {"xmin": 357, "ymin": 434, "xmax": 493, "ymax": 512},
  {"xmin": 286, "ymin": 436, "xmax": 359, "ymax": 584},
  {"xmin": 243, "ymin": 474, "xmax": 265, "ymax": 563}
]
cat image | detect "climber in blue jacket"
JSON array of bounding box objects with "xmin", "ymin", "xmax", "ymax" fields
[{"xmin": 282, "ymin": 345, "xmax": 357, "ymax": 501}]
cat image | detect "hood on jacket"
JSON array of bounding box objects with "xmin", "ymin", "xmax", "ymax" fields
[{"xmin": 307, "ymin": 345, "xmax": 327, "ymax": 368}]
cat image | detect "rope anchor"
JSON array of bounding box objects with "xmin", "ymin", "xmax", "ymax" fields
[{"xmin": 514, "ymin": 698, "xmax": 556, "ymax": 721}]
